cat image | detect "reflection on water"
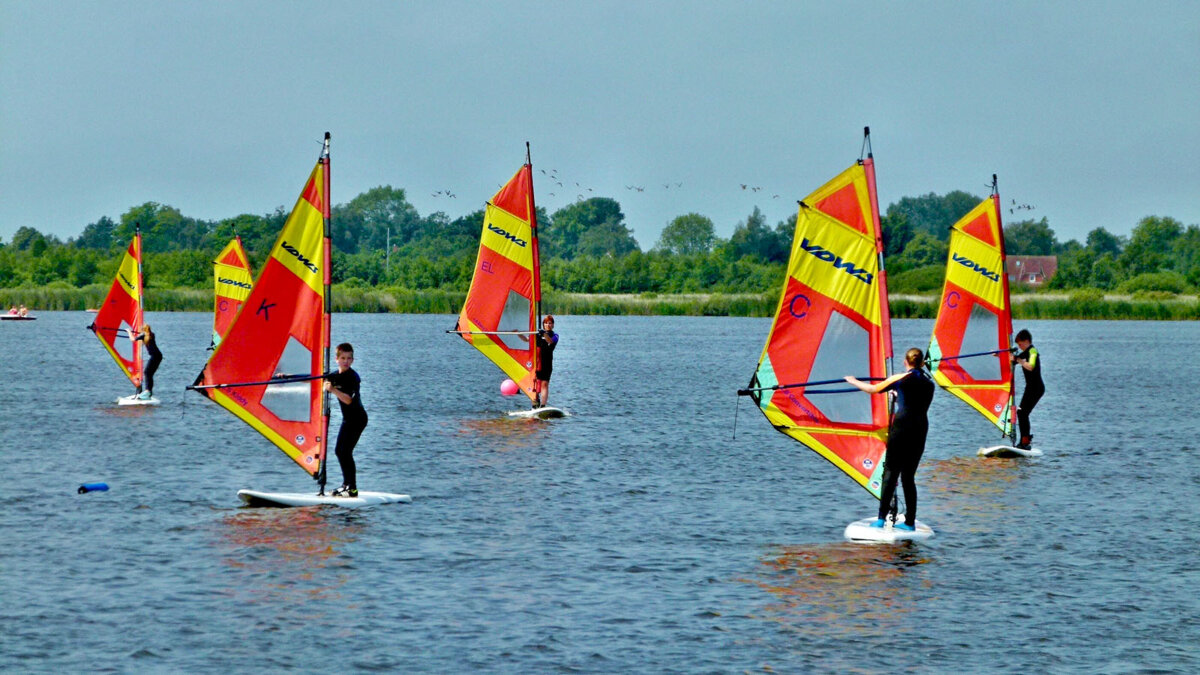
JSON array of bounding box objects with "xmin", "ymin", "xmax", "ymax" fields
[
  {"xmin": 452, "ymin": 416, "xmax": 553, "ymax": 454},
  {"xmin": 744, "ymin": 542, "xmax": 934, "ymax": 640},
  {"xmin": 216, "ymin": 508, "xmax": 364, "ymax": 606},
  {"xmin": 923, "ymin": 456, "xmax": 1025, "ymax": 533}
]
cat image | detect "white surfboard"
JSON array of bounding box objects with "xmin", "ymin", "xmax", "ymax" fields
[
  {"xmin": 978, "ymin": 444, "xmax": 1042, "ymax": 458},
  {"xmin": 844, "ymin": 517, "xmax": 935, "ymax": 543},
  {"xmin": 237, "ymin": 489, "xmax": 412, "ymax": 508},
  {"xmin": 507, "ymin": 406, "xmax": 566, "ymax": 419},
  {"xmin": 116, "ymin": 394, "xmax": 161, "ymax": 406}
]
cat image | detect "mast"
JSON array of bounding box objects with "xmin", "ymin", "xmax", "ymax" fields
[
  {"xmin": 861, "ymin": 126, "xmax": 893, "ymax": 373},
  {"xmin": 318, "ymin": 132, "xmax": 332, "ymax": 492},
  {"xmin": 992, "ymin": 173, "xmax": 1018, "ymax": 446},
  {"xmin": 133, "ymin": 225, "xmax": 145, "ymax": 390},
  {"xmin": 526, "ymin": 141, "xmax": 542, "ymax": 372}
]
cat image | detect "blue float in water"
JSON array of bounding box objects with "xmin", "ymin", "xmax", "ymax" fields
[{"xmin": 78, "ymin": 482, "xmax": 109, "ymax": 494}]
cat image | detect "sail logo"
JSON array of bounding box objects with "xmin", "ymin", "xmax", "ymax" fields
[
  {"xmin": 799, "ymin": 239, "xmax": 873, "ymax": 285},
  {"xmin": 281, "ymin": 241, "xmax": 319, "ymax": 274},
  {"xmin": 487, "ymin": 223, "xmax": 527, "ymax": 248},
  {"xmin": 951, "ymin": 253, "xmax": 1000, "ymax": 282},
  {"xmin": 118, "ymin": 271, "xmax": 135, "ymax": 291},
  {"xmin": 217, "ymin": 276, "xmax": 252, "ymax": 290}
]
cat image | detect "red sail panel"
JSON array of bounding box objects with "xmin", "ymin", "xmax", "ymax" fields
[
  {"xmin": 457, "ymin": 163, "xmax": 540, "ymax": 401},
  {"xmin": 91, "ymin": 232, "xmax": 144, "ymax": 388},
  {"xmin": 195, "ymin": 154, "xmax": 329, "ymax": 477},
  {"xmin": 749, "ymin": 160, "xmax": 892, "ymax": 498},
  {"xmin": 928, "ymin": 192, "xmax": 1015, "ymax": 436},
  {"xmin": 212, "ymin": 236, "xmax": 254, "ymax": 347}
]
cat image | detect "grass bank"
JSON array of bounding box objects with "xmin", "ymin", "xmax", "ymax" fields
[{"xmin": 3, "ymin": 287, "xmax": 1198, "ymax": 319}]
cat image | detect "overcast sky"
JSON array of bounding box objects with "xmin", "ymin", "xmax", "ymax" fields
[{"xmin": 2, "ymin": 1, "xmax": 1197, "ymax": 249}]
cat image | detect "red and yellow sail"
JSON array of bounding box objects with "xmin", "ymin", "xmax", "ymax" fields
[
  {"xmin": 456, "ymin": 159, "xmax": 541, "ymax": 402},
  {"xmin": 212, "ymin": 236, "xmax": 253, "ymax": 348},
  {"xmin": 90, "ymin": 230, "xmax": 144, "ymax": 389},
  {"xmin": 928, "ymin": 186, "xmax": 1015, "ymax": 437},
  {"xmin": 747, "ymin": 147, "xmax": 893, "ymax": 498},
  {"xmin": 194, "ymin": 137, "xmax": 330, "ymax": 477}
]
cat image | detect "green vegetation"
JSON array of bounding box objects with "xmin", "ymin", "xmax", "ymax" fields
[{"xmin": 2, "ymin": 186, "xmax": 1198, "ymax": 319}]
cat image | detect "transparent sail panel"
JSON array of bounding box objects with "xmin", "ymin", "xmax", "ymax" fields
[
  {"xmin": 961, "ymin": 304, "xmax": 1001, "ymax": 381},
  {"xmin": 498, "ymin": 288, "xmax": 532, "ymax": 351},
  {"xmin": 809, "ymin": 311, "xmax": 873, "ymax": 425},
  {"xmin": 262, "ymin": 336, "xmax": 313, "ymax": 423},
  {"xmin": 115, "ymin": 320, "xmax": 134, "ymax": 362}
]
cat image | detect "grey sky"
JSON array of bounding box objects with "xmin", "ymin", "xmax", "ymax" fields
[{"xmin": 2, "ymin": 1, "xmax": 1197, "ymax": 249}]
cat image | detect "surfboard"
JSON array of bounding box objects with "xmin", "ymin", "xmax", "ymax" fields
[
  {"xmin": 507, "ymin": 406, "xmax": 566, "ymax": 419},
  {"xmin": 844, "ymin": 517, "xmax": 935, "ymax": 543},
  {"xmin": 1, "ymin": 315, "xmax": 36, "ymax": 321},
  {"xmin": 116, "ymin": 394, "xmax": 161, "ymax": 406},
  {"xmin": 237, "ymin": 489, "xmax": 412, "ymax": 508},
  {"xmin": 978, "ymin": 444, "xmax": 1042, "ymax": 458}
]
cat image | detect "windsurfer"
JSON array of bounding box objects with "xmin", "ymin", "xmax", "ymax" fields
[
  {"xmin": 1012, "ymin": 329, "xmax": 1043, "ymax": 449},
  {"xmin": 845, "ymin": 348, "xmax": 935, "ymax": 531},
  {"xmin": 520, "ymin": 315, "xmax": 558, "ymax": 408},
  {"xmin": 134, "ymin": 324, "xmax": 162, "ymax": 399},
  {"xmin": 324, "ymin": 342, "xmax": 368, "ymax": 498}
]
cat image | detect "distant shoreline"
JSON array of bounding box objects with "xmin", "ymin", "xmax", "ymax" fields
[{"xmin": 2, "ymin": 287, "xmax": 1197, "ymax": 320}]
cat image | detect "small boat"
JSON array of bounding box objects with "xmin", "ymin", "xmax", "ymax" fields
[
  {"xmin": 188, "ymin": 133, "xmax": 409, "ymax": 507},
  {"xmin": 1, "ymin": 314, "xmax": 36, "ymax": 321},
  {"xmin": 926, "ymin": 176, "xmax": 1040, "ymax": 457},
  {"xmin": 449, "ymin": 144, "xmax": 563, "ymax": 418},
  {"xmin": 739, "ymin": 128, "xmax": 931, "ymax": 542}
]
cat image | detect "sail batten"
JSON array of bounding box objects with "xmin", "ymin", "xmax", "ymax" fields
[
  {"xmin": 746, "ymin": 140, "xmax": 892, "ymax": 499},
  {"xmin": 192, "ymin": 136, "xmax": 332, "ymax": 480},
  {"xmin": 928, "ymin": 183, "xmax": 1016, "ymax": 440},
  {"xmin": 456, "ymin": 155, "xmax": 541, "ymax": 401}
]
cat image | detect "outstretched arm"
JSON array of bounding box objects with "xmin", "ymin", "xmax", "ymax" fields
[{"xmin": 844, "ymin": 371, "xmax": 908, "ymax": 394}]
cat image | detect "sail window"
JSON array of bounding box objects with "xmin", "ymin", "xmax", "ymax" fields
[
  {"xmin": 114, "ymin": 320, "xmax": 135, "ymax": 362},
  {"xmin": 497, "ymin": 289, "xmax": 532, "ymax": 351},
  {"xmin": 809, "ymin": 310, "xmax": 873, "ymax": 425},
  {"xmin": 261, "ymin": 336, "xmax": 313, "ymax": 422},
  {"xmin": 960, "ymin": 304, "xmax": 1001, "ymax": 381}
]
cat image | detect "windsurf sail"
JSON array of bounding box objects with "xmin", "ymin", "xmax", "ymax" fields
[
  {"xmin": 740, "ymin": 128, "xmax": 893, "ymax": 498},
  {"xmin": 927, "ymin": 175, "xmax": 1016, "ymax": 442},
  {"xmin": 452, "ymin": 143, "xmax": 542, "ymax": 403},
  {"xmin": 88, "ymin": 227, "xmax": 145, "ymax": 390},
  {"xmin": 190, "ymin": 133, "xmax": 332, "ymax": 486},
  {"xmin": 211, "ymin": 235, "xmax": 254, "ymax": 348}
]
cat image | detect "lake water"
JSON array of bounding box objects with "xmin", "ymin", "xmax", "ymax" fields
[{"xmin": 3, "ymin": 312, "xmax": 1198, "ymax": 673}]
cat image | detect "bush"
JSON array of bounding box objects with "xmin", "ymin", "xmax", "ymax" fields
[
  {"xmin": 1117, "ymin": 271, "xmax": 1187, "ymax": 294},
  {"xmin": 888, "ymin": 265, "xmax": 944, "ymax": 293}
]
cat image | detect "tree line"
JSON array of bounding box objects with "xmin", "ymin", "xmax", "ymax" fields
[{"xmin": 2, "ymin": 186, "xmax": 1197, "ymax": 297}]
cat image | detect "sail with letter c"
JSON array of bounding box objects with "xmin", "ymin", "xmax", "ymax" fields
[
  {"xmin": 89, "ymin": 228, "xmax": 145, "ymax": 389},
  {"xmin": 454, "ymin": 146, "xmax": 541, "ymax": 403},
  {"xmin": 741, "ymin": 129, "xmax": 892, "ymax": 498},
  {"xmin": 927, "ymin": 178, "xmax": 1016, "ymax": 440},
  {"xmin": 191, "ymin": 135, "xmax": 331, "ymax": 481},
  {"xmin": 211, "ymin": 236, "xmax": 254, "ymax": 348}
]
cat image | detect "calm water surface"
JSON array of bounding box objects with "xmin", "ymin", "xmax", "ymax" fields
[{"xmin": 2, "ymin": 312, "xmax": 1198, "ymax": 673}]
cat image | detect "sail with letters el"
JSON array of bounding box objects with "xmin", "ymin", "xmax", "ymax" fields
[
  {"xmin": 211, "ymin": 236, "xmax": 254, "ymax": 348},
  {"xmin": 451, "ymin": 143, "xmax": 542, "ymax": 403},
  {"xmin": 927, "ymin": 176, "xmax": 1016, "ymax": 442},
  {"xmin": 88, "ymin": 227, "xmax": 145, "ymax": 391},
  {"xmin": 190, "ymin": 134, "xmax": 332, "ymax": 486},
  {"xmin": 739, "ymin": 128, "xmax": 893, "ymax": 498}
]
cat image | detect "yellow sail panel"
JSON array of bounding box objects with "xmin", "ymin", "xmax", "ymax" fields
[
  {"xmin": 480, "ymin": 204, "xmax": 535, "ymax": 271},
  {"xmin": 270, "ymin": 164, "xmax": 327, "ymax": 295},
  {"xmin": 784, "ymin": 209, "xmax": 882, "ymax": 328}
]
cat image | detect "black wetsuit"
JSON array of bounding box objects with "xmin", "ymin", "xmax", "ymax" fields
[
  {"xmin": 1016, "ymin": 346, "xmax": 1044, "ymax": 440},
  {"xmin": 535, "ymin": 330, "xmax": 558, "ymax": 381},
  {"xmin": 137, "ymin": 332, "xmax": 162, "ymax": 393},
  {"xmin": 879, "ymin": 368, "xmax": 935, "ymax": 526},
  {"xmin": 327, "ymin": 367, "xmax": 368, "ymax": 491}
]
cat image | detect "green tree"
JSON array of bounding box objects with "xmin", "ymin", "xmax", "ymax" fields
[
  {"xmin": 10, "ymin": 226, "xmax": 46, "ymax": 252},
  {"xmin": 1004, "ymin": 218, "xmax": 1057, "ymax": 255},
  {"xmin": 544, "ymin": 198, "xmax": 636, "ymax": 259},
  {"xmin": 333, "ymin": 185, "xmax": 421, "ymax": 254},
  {"xmin": 74, "ymin": 216, "xmax": 117, "ymax": 250},
  {"xmin": 886, "ymin": 190, "xmax": 981, "ymax": 240},
  {"xmin": 1085, "ymin": 227, "xmax": 1123, "ymax": 257},
  {"xmin": 892, "ymin": 231, "xmax": 947, "ymax": 272},
  {"xmin": 881, "ymin": 210, "xmax": 913, "ymax": 258},
  {"xmin": 656, "ymin": 213, "xmax": 717, "ymax": 255},
  {"xmin": 728, "ymin": 207, "xmax": 786, "ymax": 262},
  {"xmin": 1120, "ymin": 215, "xmax": 1183, "ymax": 276}
]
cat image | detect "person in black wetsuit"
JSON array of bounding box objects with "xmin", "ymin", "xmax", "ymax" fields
[
  {"xmin": 134, "ymin": 324, "xmax": 163, "ymax": 400},
  {"xmin": 1012, "ymin": 328, "xmax": 1043, "ymax": 450},
  {"xmin": 520, "ymin": 314, "xmax": 559, "ymax": 409},
  {"xmin": 845, "ymin": 347, "xmax": 935, "ymax": 531},
  {"xmin": 324, "ymin": 342, "xmax": 368, "ymax": 498}
]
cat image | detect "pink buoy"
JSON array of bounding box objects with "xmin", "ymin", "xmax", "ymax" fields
[{"xmin": 500, "ymin": 379, "xmax": 519, "ymax": 396}]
